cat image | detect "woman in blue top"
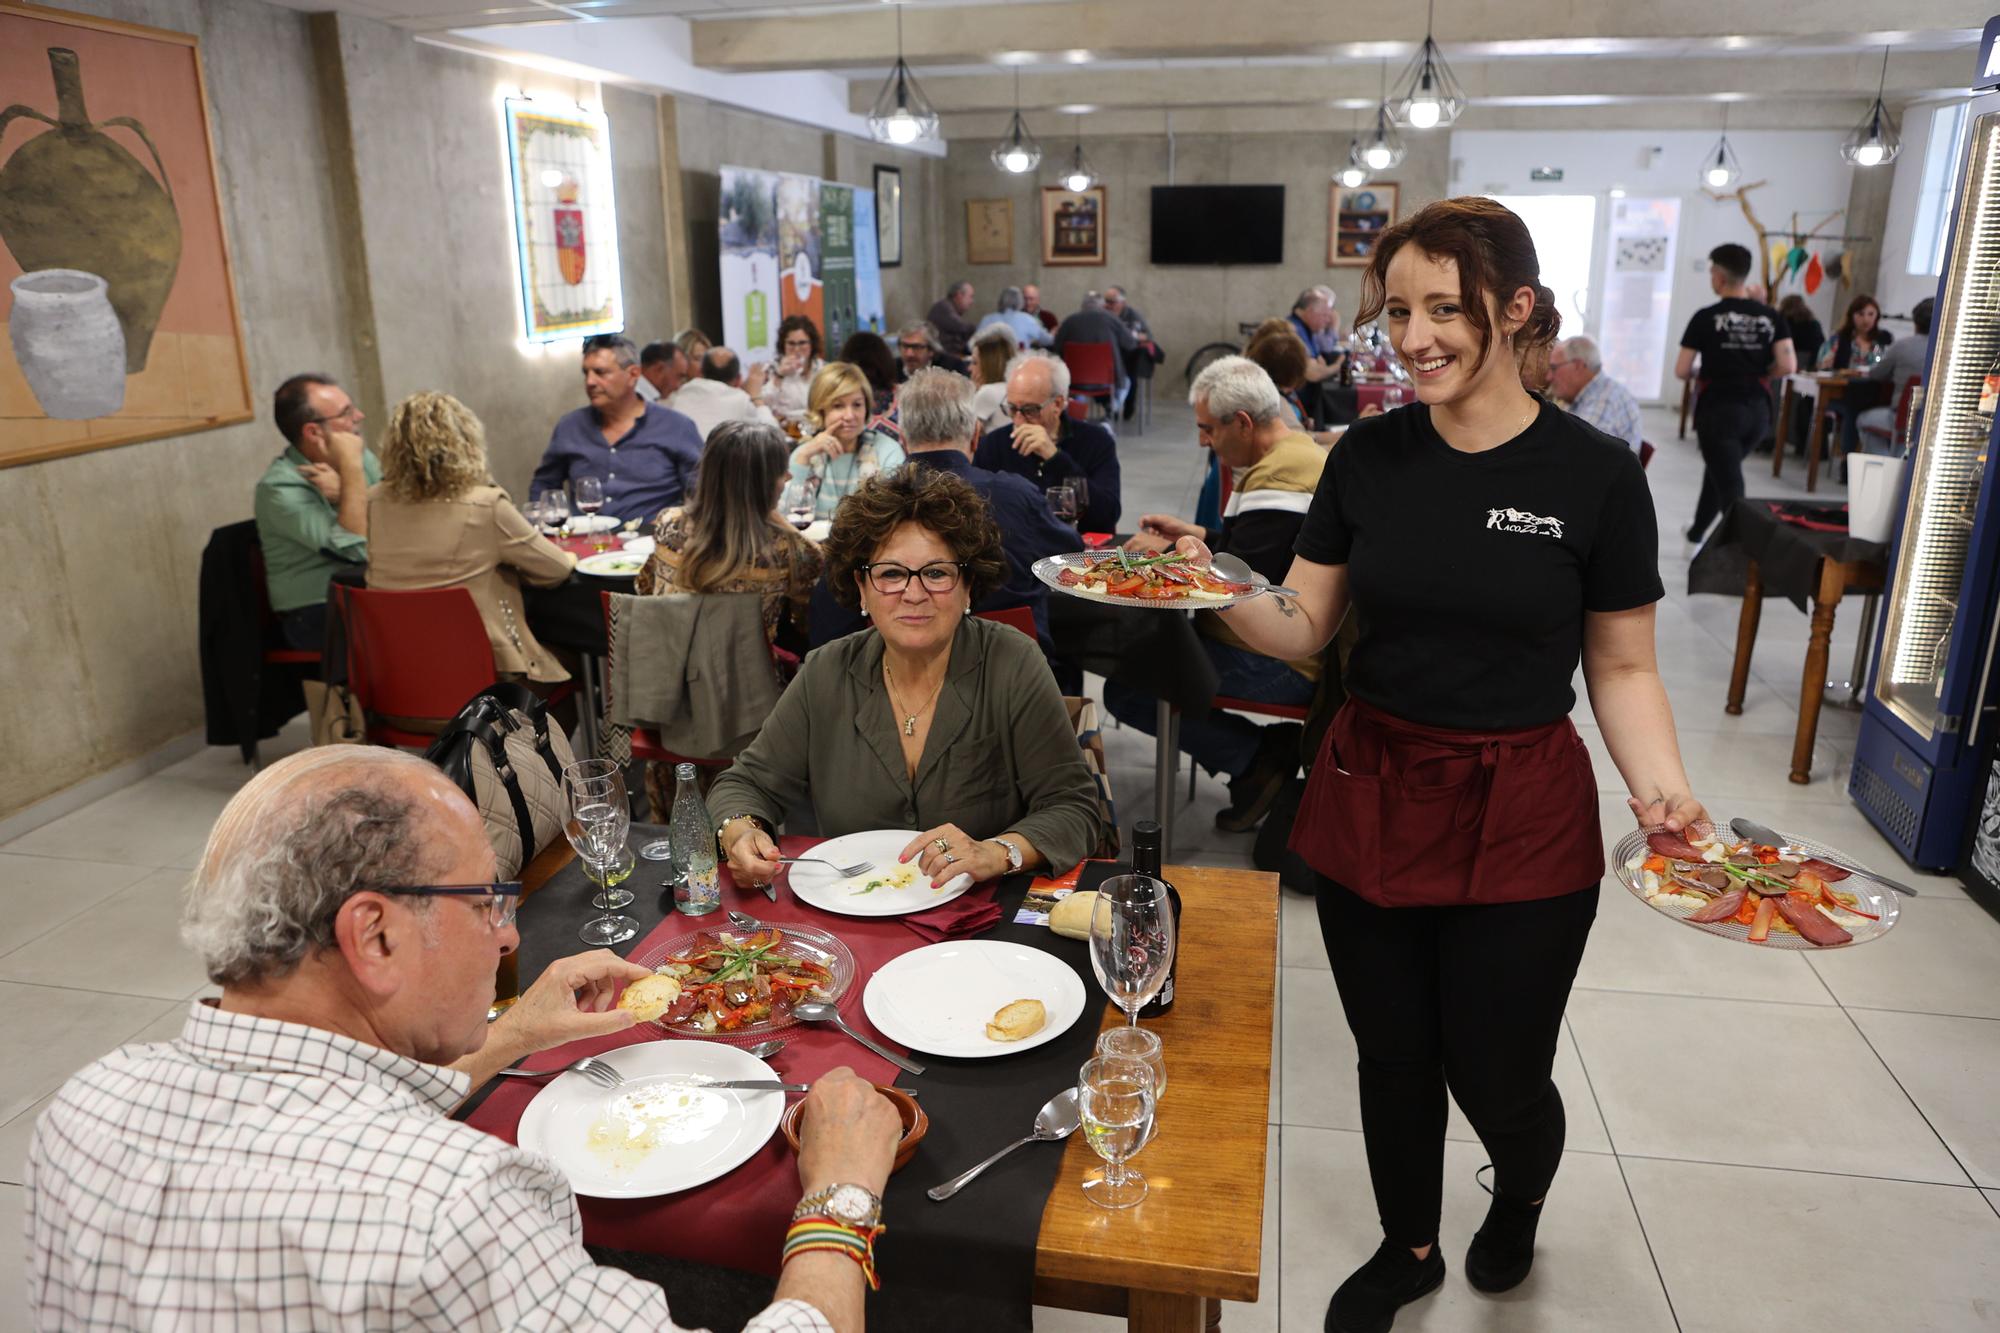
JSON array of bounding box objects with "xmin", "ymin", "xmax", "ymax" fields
[{"xmin": 788, "ymin": 361, "xmax": 906, "ymax": 520}]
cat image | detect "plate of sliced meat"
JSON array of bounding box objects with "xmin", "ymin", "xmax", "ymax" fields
[
  {"xmin": 1033, "ymin": 550, "xmax": 1268, "ymax": 610},
  {"xmin": 1612, "ymin": 818, "xmax": 1900, "ymax": 949}
]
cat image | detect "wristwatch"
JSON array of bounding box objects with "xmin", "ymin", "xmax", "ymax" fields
[
  {"xmin": 794, "ymin": 1183, "xmax": 883, "ymax": 1228},
  {"xmin": 990, "ymin": 835, "xmax": 1024, "ymax": 873}
]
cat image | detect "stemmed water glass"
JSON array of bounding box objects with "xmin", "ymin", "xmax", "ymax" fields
[
  {"xmin": 1078, "ymin": 1055, "xmax": 1156, "ymax": 1209},
  {"xmin": 563, "ymin": 759, "xmax": 638, "ymax": 946},
  {"xmin": 1089, "ymin": 874, "xmax": 1176, "ymax": 1026}
]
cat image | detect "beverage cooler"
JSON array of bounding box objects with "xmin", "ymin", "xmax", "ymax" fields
[{"xmin": 1850, "ymin": 94, "xmax": 2000, "ymax": 881}]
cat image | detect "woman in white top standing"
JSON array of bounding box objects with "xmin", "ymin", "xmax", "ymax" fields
[
  {"xmin": 968, "ymin": 323, "xmax": 1019, "ymax": 437},
  {"xmin": 761, "ymin": 315, "xmax": 824, "ymax": 428}
]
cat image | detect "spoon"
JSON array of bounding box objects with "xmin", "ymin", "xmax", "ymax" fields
[
  {"xmin": 743, "ymin": 1038, "xmax": 788, "ymax": 1060},
  {"xmin": 927, "ymin": 1088, "xmax": 1081, "ymax": 1201},
  {"xmin": 792, "ymin": 1001, "xmax": 925, "ymax": 1075},
  {"xmin": 727, "ymin": 910, "xmax": 767, "ymax": 931},
  {"xmin": 1209, "ymin": 551, "xmax": 1301, "ymax": 599},
  {"xmin": 1728, "ymin": 816, "xmax": 1919, "ymax": 896}
]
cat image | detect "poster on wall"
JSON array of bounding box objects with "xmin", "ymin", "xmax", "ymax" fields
[
  {"xmin": 852, "ymin": 188, "xmax": 885, "ymax": 336},
  {"xmin": 720, "ymin": 166, "xmax": 782, "ymax": 366},
  {"xmin": 777, "ymin": 172, "xmax": 823, "ymax": 347},
  {"xmin": 1042, "ymin": 186, "xmax": 1106, "ymax": 266},
  {"xmin": 0, "ymin": 2, "xmax": 254, "ymax": 469},
  {"xmin": 503, "ymin": 97, "xmax": 622, "ymax": 344},
  {"xmin": 1597, "ymin": 195, "xmax": 1681, "ymax": 402},
  {"xmin": 820, "ymin": 183, "xmax": 856, "ymax": 351}
]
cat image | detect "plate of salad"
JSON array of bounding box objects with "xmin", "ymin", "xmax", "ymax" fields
[
  {"xmin": 1032, "ymin": 550, "xmax": 1269, "ymax": 609},
  {"xmin": 1613, "ymin": 818, "xmax": 1900, "ymax": 950},
  {"xmin": 628, "ymin": 923, "xmax": 856, "ymax": 1040}
]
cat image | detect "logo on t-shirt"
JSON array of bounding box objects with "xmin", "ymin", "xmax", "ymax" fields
[
  {"xmin": 1708, "ymin": 310, "xmax": 1776, "ymax": 352},
  {"xmin": 1486, "ymin": 506, "xmax": 1565, "ymax": 539}
]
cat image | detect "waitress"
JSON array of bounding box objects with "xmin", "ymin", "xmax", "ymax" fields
[{"xmin": 1179, "ymin": 197, "xmax": 1705, "ymax": 1333}]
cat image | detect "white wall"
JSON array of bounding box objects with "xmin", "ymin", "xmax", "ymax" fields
[
  {"xmin": 1451, "ymin": 128, "xmax": 1866, "ymax": 401},
  {"xmin": 1876, "ymin": 98, "xmax": 1972, "ymax": 317}
]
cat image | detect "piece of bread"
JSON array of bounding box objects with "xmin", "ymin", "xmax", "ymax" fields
[
  {"xmin": 1048, "ymin": 891, "xmax": 1097, "ymax": 940},
  {"xmin": 985, "ymin": 998, "xmax": 1047, "ymax": 1042},
  {"xmin": 617, "ymin": 973, "xmax": 683, "ymax": 1022}
]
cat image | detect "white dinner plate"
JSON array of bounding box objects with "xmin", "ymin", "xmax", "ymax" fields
[
  {"xmin": 787, "ymin": 829, "xmax": 974, "ymax": 918},
  {"xmin": 576, "ymin": 550, "xmax": 648, "ymax": 578},
  {"xmin": 564, "ymin": 514, "xmax": 621, "ymax": 535},
  {"xmin": 621, "ymin": 535, "xmax": 657, "ymax": 557},
  {"xmin": 862, "ymin": 940, "xmax": 1087, "ymax": 1058},
  {"xmin": 515, "ymin": 1042, "xmax": 785, "ymax": 1198}
]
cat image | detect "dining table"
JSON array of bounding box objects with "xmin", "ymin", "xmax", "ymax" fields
[
  {"xmin": 1772, "ymin": 372, "xmax": 1892, "ymax": 494},
  {"xmin": 468, "ymin": 831, "xmax": 1278, "ymax": 1333}
]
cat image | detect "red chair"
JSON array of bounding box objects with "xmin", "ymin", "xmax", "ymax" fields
[
  {"xmin": 1060, "ymin": 341, "xmax": 1119, "ymax": 421},
  {"xmin": 976, "ymin": 605, "xmax": 1038, "ymax": 639},
  {"xmin": 1639, "ymin": 440, "xmax": 1656, "ymax": 470},
  {"xmin": 335, "ymin": 584, "xmax": 498, "ymax": 748}
]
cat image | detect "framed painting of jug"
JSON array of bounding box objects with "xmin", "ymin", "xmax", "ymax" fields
[{"xmin": 0, "ymin": 2, "xmax": 253, "ymax": 468}]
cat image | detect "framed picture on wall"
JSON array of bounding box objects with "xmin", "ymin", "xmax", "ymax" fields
[
  {"xmin": 874, "ymin": 165, "xmax": 902, "ymax": 268},
  {"xmin": 502, "ymin": 97, "xmax": 623, "ymax": 344},
  {"xmin": 0, "ymin": 1, "xmax": 255, "ymax": 469},
  {"xmin": 1330, "ymin": 183, "xmax": 1397, "ymax": 267},
  {"xmin": 1041, "ymin": 185, "xmax": 1106, "ymax": 266},
  {"xmin": 966, "ymin": 198, "xmax": 1012, "ymax": 264}
]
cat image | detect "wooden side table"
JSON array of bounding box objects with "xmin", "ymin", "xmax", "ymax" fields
[{"xmin": 1726, "ymin": 553, "xmax": 1886, "ymax": 783}]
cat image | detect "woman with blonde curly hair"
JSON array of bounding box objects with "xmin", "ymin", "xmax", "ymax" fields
[
  {"xmin": 366, "ymin": 391, "xmax": 577, "ymax": 685},
  {"xmin": 787, "ymin": 361, "xmax": 906, "ymax": 521}
]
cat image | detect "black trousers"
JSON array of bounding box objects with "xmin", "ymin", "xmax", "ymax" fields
[
  {"xmin": 1316, "ymin": 879, "xmax": 1599, "ymax": 1249},
  {"xmin": 1690, "ymin": 396, "xmax": 1769, "ymax": 538}
]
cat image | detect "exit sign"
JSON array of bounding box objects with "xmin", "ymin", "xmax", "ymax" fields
[{"xmin": 1530, "ymin": 167, "xmax": 1565, "ymax": 182}]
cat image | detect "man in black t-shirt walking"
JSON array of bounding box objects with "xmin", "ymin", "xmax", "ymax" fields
[{"xmin": 1677, "ymin": 243, "xmax": 1797, "ymax": 543}]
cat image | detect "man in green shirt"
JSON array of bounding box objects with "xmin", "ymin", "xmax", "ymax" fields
[{"xmin": 253, "ymin": 374, "xmax": 378, "ymax": 649}]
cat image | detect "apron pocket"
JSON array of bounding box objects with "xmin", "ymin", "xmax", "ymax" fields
[
  {"xmin": 1471, "ymin": 733, "xmax": 1604, "ymax": 901},
  {"xmin": 1290, "ymin": 717, "xmax": 1383, "ymax": 899}
]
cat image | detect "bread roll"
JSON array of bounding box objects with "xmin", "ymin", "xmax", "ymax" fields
[
  {"xmin": 617, "ymin": 973, "xmax": 683, "ymax": 1022},
  {"xmin": 985, "ymin": 998, "xmax": 1047, "ymax": 1042},
  {"xmin": 1048, "ymin": 890, "xmax": 1097, "ymax": 940}
]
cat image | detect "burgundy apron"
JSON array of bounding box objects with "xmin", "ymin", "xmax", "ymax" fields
[{"xmin": 1290, "ymin": 697, "xmax": 1603, "ymax": 908}]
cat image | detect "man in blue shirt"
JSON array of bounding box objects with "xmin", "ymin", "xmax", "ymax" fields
[
  {"xmin": 810, "ymin": 368, "xmax": 1080, "ymax": 650},
  {"xmin": 974, "ymin": 351, "xmax": 1122, "ymax": 533},
  {"xmin": 976, "ymin": 286, "xmax": 1053, "ymax": 349},
  {"xmin": 531, "ymin": 333, "xmax": 703, "ymax": 523}
]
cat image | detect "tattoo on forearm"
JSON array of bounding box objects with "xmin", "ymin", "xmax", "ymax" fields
[{"xmin": 1272, "ymin": 595, "xmax": 1297, "ymax": 618}]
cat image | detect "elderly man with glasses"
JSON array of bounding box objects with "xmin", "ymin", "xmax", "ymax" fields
[
  {"xmin": 973, "ymin": 350, "xmax": 1122, "ymax": 533},
  {"xmin": 1547, "ymin": 335, "xmax": 1644, "ymax": 454},
  {"xmin": 894, "ymin": 320, "xmax": 966, "ymax": 381},
  {"xmin": 27, "ymin": 746, "xmax": 900, "ymax": 1333},
  {"xmin": 254, "ymin": 373, "xmax": 379, "ymax": 650}
]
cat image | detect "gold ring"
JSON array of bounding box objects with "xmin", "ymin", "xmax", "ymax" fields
[{"xmin": 932, "ymin": 837, "xmax": 951, "ymax": 852}]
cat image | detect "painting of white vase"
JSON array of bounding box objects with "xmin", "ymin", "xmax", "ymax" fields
[{"xmin": 9, "ymin": 269, "xmax": 126, "ymax": 419}]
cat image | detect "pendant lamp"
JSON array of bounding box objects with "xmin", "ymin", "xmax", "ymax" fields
[
  {"xmin": 990, "ymin": 67, "xmax": 1042, "ymax": 173},
  {"xmin": 1386, "ymin": 0, "xmax": 1465, "ymax": 130},
  {"xmin": 1356, "ymin": 64, "xmax": 1406, "ymax": 172},
  {"xmin": 867, "ymin": 3, "xmax": 939, "ymax": 146},
  {"xmin": 1701, "ymin": 103, "xmax": 1742, "ymax": 190},
  {"xmin": 1839, "ymin": 47, "xmax": 1901, "ymax": 167},
  {"xmin": 1335, "ymin": 112, "xmax": 1370, "ymax": 188},
  {"xmin": 1061, "ymin": 115, "xmax": 1098, "ymax": 192}
]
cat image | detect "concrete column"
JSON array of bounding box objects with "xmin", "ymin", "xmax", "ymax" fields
[
  {"xmin": 658, "ymin": 95, "xmax": 695, "ymax": 332},
  {"xmin": 305, "ymin": 11, "xmax": 387, "ymax": 432}
]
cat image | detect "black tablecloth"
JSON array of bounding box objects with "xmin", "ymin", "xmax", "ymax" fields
[
  {"xmin": 524, "ymin": 572, "xmax": 636, "ymax": 658},
  {"xmin": 1688, "ymin": 498, "xmax": 1890, "ymax": 614},
  {"xmin": 464, "ymin": 833, "xmax": 1121, "ymax": 1332}
]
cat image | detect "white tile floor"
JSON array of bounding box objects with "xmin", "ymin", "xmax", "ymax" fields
[{"xmin": 5, "ymin": 401, "xmax": 1999, "ymax": 1331}]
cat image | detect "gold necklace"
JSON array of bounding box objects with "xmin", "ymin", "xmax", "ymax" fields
[{"xmin": 883, "ymin": 662, "xmax": 947, "ymax": 736}]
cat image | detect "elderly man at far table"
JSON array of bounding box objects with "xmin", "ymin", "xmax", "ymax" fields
[
  {"xmin": 927, "ymin": 279, "xmax": 979, "ymax": 359},
  {"xmin": 976, "ymin": 285, "xmax": 1053, "ymax": 349},
  {"xmin": 1548, "ymin": 335, "xmax": 1643, "ymax": 453},
  {"xmin": 26, "ymin": 745, "xmax": 900, "ymax": 1333},
  {"xmin": 895, "ymin": 320, "xmax": 966, "ymax": 381},
  {"xmin": 974, "ymin": 349, "xmax": 1122, "ymax": 534},
  {"xmin": 1050, "ymin": 292, "xmax": 1136, "ymax": 413},
  {"xmin": 1022, "ymin": 283, "xmax": 1058, "ymax": 335},
  {"xmin": 638, "ymin": 338, "xmax": 693, "ymax": 402},
  {"xmin": 670, "ymin": 346, "xmax": 780, "ymax": 443},
  {"xmin": 1116, "ymin": 356, "xmax": 1325, "ymax": 832},
  {"xmin": 254, "ymin": 372, "xmax": 379, "ymax": 650},
  {"xmin": 533, "ymin": 332, "xmax": 704, "ymax": 525}
]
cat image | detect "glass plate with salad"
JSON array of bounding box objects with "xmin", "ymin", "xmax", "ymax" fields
[
  {"xmin": 1032, "ymin": 550, "xmax": 1270, "ymax": 610},
  {"xmin": 628, "ymin": 922, "xmax": 857, "ymax": 1041}
]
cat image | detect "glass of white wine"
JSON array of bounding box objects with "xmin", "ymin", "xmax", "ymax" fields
[{"xmin": 1078, "ymin": 1055, "xmax": 1155, "ymax": 1209}]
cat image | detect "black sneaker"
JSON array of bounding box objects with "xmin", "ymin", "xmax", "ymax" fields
[
  {"xmin": 1216, "ymin": 722, "xmax": 1303, "ymax": 833},
  {"xmin": 1326, "ymin": 1239, "xmax": 1446, "ymax": 1333},
  {"xmin": 1684, "ymin": 525, "xmax": 1706, "ymax": 544},
  {"xmin": 1464, "ymin": 1190, "xmax": 1545, "ymax": 1293}
]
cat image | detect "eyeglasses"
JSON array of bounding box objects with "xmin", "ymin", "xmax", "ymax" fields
[
  {"xmin": 1005, "ymin": 399, "xmax": 1058, "ymax": 418},
  {"xmin": 382, "ymin": 882, "xmax": 523, "ymax": 930},
  {"xmin": 309, "ymin": 403, "xmax": 362, "ymax": 426},
  {"xmin": 899, "ymin": 342, "xmax": 932, "ymax": 353},
  {"xmin": 863, "ymin": 561, "xmax": 967, "ymax": 594},
  {"xmin": 783, "ymin": 337, "xmax": 814, "ymax": 350}
]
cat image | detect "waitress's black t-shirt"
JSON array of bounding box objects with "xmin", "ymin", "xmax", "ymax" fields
[{"xmin": 1294, "ymin": 400, "xmax": 1663, "ymax": 731}]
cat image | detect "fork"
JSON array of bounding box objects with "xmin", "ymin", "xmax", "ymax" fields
[
  {"xmin": 778, "ymin": 855, "xmax": 875, "ymax": 878},
  {"xmin": 494, "ymin": 1055, "xmax": 625, "ymax": 1089}
]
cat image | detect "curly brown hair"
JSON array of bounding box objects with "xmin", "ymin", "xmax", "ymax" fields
[
  {"xmin": 821, "ymin": 467, "xmax": 1008, "ymax": 611},
  {"xmin": 1355, "ymin": 196, "xmax": 1559, "ymax": 379},
  {"xmin": 378, "ymin": 391, "xmax": 489, "ymax": 502}
]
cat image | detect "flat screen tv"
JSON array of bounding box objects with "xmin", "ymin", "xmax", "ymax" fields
[{"xmin": 1150, "ymin": 185, "xmax": 1285, "ymax": 265}]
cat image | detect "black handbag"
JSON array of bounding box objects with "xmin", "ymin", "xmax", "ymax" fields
[{"xmin": 425, "ymin": 684, "xmax": 576, "ymax": 878}]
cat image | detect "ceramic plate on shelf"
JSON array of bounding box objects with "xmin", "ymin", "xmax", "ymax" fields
[
  {"xmin": 787, "ymin": 830, "xmax": 974, "ymax": 917},
  {"xmin": 862, "ymin": 940, "xmax": 1087, "ymax": 1058},
  {"xmin": 515, "ymin": 1041, "xmax": 786, "ymax": 1198}
]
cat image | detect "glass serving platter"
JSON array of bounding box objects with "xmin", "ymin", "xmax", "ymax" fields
[
  {"xmin": 628, "ymin": 921, "xmax": 856, "ymax": 1043},
  {"xmin": 1032, "ymin": 552, "xmax": 1273, "ymax": 611}
]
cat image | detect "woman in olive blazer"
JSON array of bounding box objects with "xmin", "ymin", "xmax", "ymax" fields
[{"xmin": 709, "ymin": 464, "xmax": 1102, "ymax": 886}]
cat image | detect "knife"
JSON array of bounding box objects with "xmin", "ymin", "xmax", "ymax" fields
[
  {"xmin": 1729, "ymin": 817, "xmax": 1919, "ymax": 897},
  {"xmin": 657, "ymin": 1079, "xmax": 809, "ymax": 1093},
  {"xmin": 763, "ymin": 880, "xmax": 778, "ymax": 904}
]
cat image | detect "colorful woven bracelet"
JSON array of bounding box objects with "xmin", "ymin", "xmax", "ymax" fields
[{"xmin": 782, "ymin": 1216, "xmax": 885, "ymax": 1291}]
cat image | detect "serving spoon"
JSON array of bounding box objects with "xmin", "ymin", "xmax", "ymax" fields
[
  {"xmin": 793, "ymin": 1001, "xmax": 925, "ymax": 1075},
  {"xmin": 1209, "ymin": 551, "xmax": 1301, "ymax": 599},
  {"xmin": 928, "ymin": 1088, "xmax": 1081, "ymax": 1201}
]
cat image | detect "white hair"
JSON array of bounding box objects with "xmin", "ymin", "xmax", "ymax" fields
[
  {"xmin": 1559, "ymin": 335, "xmax": 1602, "ymax": 370},
  {"xmin": 897, "ymin": 320, "xmax": 941, "ymax": 351},
  {"xmin": 970, "ymin": 323, "xmax": 1019, "ymax": 355},
  {"xmin": 997, "ymin": 286, "xmax": 1025, "ymax": 312},
  {"xmin": 1188, "ymin": 355, "xmax": 1283, "ymax": 423},
  {"xmin": 182, "ymin": 747, "xmax": 453, "ymax": 985},
  {"xmin": 898, "ymin": 367, "xmax": 978, "ymax": 447},
  {"xmin": 1005, "ymin": 348, "xmax": 1071, "ymax": 397}
]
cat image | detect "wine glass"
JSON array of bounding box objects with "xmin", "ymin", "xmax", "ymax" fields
[
  {"xmin": 1078, "ymin": 1055, "xmax": 1156, "ymax": 1209},
  {"xmin": 573, "ymin": 476, "xmax": 610, "ymax": 552},
  {"xmin": 1047, "ymin": 485, "xmax": 1078, "ymax": 525},
  {"xmin": 540, "ymin": 488, "xmax": 571, "ymax": 536},
  {"xmin": 1089, "ymin": 874, "xmax": 1176, "ymax": 1026},
  {"xmin": 563, "ymin": 759, "xmax": 637, "ymax": 946},
  {"xmin": 781, "ymin": 478, "xmax": 818, "ymax": 530}
]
